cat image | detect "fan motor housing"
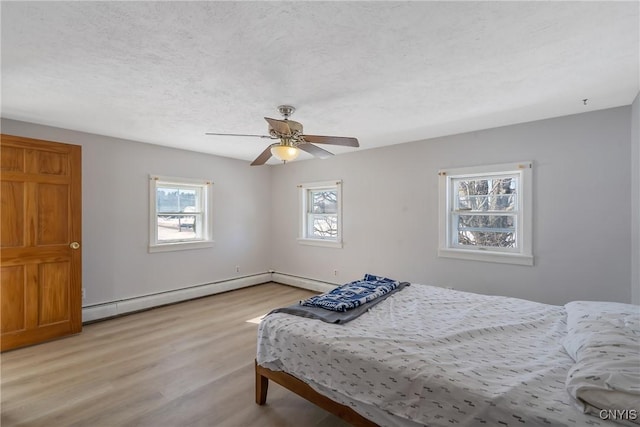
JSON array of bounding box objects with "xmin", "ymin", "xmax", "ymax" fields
[
  {"xmin": 285, "ymin": 120, "xmax": 303, "ymax": 134},
  {"xmin": 268, "ymin": 120, "xmax": 304, "ymax": 140}
]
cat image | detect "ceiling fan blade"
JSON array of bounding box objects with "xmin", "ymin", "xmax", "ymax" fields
[
  {"xmin": 301, "ymin": 134, "xmax": 359, "ymax": 147},
  {"xmin": 264, "ymin": 117, "xmax": 291, "ymax": 135},
  {"xmin": 205, "ymin": 132, "xmax": 273, "ymax": 139},
  {"xmin": 298, "ymin": 143, "xmax": 333, "ymax": 159},
  {"xmin": 250, "ymin": 144, "xmax": 274, "ymax": 166}
]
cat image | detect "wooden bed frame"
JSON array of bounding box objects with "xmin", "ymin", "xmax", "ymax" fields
[{"xmin": 255, "ymin": 360, "xmax": 379, "ymax": 427}]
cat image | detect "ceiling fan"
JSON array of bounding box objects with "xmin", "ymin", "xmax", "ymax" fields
[{"xmin": 205, "ymin": 105, "xmax": 359, "ymax": 166}]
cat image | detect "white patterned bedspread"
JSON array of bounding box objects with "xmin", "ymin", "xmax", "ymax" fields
[{"xmin": 257, "ymin": 284, "xmax": 621, "ymax": 427}]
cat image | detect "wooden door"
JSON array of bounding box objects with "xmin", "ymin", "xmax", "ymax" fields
[{"xmin": 1, "ymin": 134, "xmax": 82, "ymax": 351}]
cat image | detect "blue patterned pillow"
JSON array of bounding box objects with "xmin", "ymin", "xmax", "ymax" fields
[
  {"xmin": 363, "ymin": 273, "xmax": 397, "ymax": 283},
  {"xmin": 301, "ymin": 274, "xmax": 399, "ymax": 312}
]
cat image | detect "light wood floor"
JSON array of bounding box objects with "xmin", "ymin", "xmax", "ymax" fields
[{"xmin": 1, "ymin": 283, "xmax": 351, "ymax": 427}]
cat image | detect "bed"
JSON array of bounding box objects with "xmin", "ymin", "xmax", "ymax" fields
[{"xmin": 256, "ymin": 282, "xmax": 639, "ymax": 427}]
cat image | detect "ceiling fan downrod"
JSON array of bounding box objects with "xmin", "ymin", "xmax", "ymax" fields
[{"xmin": 277, "ymin": 105, "xmax": 295, "ymax": 120}]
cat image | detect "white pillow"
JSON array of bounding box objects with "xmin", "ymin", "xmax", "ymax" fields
[
  {"xmin": 563, "ymin": 301, "xmax": 640, "ymax": 424},
  {"xmin": 563, "ymin": 301, "xmax": 639, "ymax": 361}
]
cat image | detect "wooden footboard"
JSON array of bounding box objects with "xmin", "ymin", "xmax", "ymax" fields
[{"xmin": 255, "ymin": 360, "xmax": 379, "ymax": 427}]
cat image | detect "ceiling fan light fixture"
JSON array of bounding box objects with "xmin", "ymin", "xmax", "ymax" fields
[
  {"xmin": 271, "ymin": 144, "xmax": 300, "ymax": 162},
  {"xmin": 206, "ymin": 105, "xmax": 359, "ymax": 166}
]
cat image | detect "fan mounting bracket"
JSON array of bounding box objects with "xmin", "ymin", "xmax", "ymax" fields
[{"xmin": 277, "ymin": 105, "xmax": 295, "ymax": 119}]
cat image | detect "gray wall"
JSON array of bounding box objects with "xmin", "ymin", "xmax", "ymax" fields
[
  {"xmin": 1, "ymin": 119, "xmax": 272, "ymax": 306},
  {"xmin": 632, "ymin": 93, "xmax": 640, "ymax": 304},
  {"xmin": 2, "ymin": 105, "xmax": 635, "ymax": 307},
  {"xmin": 270, "ymin": 107, "xmax": 632, "ymax": 305}
]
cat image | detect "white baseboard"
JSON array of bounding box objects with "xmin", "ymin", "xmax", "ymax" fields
[
  {"xmin": 82, "ymin": 272, "xmax": 339, "ymax": 323},
  {"xmin": 82, "ymin": 273, "xmax": 271, "ymax": 323},
  {"xmin": 271, "ymin": 272, "xmax": 338, "ymax": 293}
]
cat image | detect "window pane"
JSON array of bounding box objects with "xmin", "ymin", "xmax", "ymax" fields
[
  {"xmin": 156, "ymin": 186, "xmax": 201, "ymax": 242},
  {"xmin": 457, "ymin": 230, "xmax": 516, "ymax": 248},
  {"xmin": 157, "ymin": 214, "xmax": 199, "ymax": 242},
  {"xmin": 455, "ymin": 177, "xmax": 517, "ymax": 211},
  {"xmin": 157, "ymin": 187, "xmax": 178, "ymax": 212},
  {"xmin": 457, "ymin": 214, "xmax": 515, "ymax": 231},
  {"xmin": 309, "ymin": 214, "xmax": 337, "ymax": 238},
  {"xmin": 457, "ymin": 214, "xmax": 516, "ymax": 248},
  {"xmin": 179, "ymin": 189, "xmax": 197, "ymax": 211},
  {"xmin": 157, "ymin": 187, "xmax": 198, "ymax": 213},
  {"xmin": 310, "ymin": 190, "xmax": 337, "ymax": 214}
]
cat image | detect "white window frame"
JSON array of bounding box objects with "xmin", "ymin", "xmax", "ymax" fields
[
  {"xmin": 438, "ymin": 162, "xmax": 533, "ymax": 266},
  {"xmin": 298, "ymin": 180, "xmax": 343, "ymax": 248},
  {"xmin": 149, "ymin": 175, "xmax": 214, "ymax": 253}
]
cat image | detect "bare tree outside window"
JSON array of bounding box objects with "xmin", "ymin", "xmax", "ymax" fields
[
  {"xmin": 454, "ymin": 176, "xmax": 518, "ymax": 249},
  {"xmin": 309, "ymin": 190, "xmax": 338, "ymax": 237}
]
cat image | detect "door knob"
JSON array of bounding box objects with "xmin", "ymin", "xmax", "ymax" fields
[{"xmin": 70, "ymin": 242, "xmax": 80, "ymax": 249}]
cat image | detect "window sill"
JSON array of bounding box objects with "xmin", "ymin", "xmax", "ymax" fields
[
  {"xmin": 438, "ymin": 248, "xmax": 533, "ymax": 266},
  {"xmin": 297, "ymin": 238, "xmax": 343, "ymax": 249},
  {"xmin": 149, "ymin": 240, "xmax": 214, "ymax": 253}
]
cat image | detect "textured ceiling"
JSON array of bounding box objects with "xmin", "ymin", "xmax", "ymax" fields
[{"xmin": 1, "ymin": 1, "xmax": 638, "ymax": 164}]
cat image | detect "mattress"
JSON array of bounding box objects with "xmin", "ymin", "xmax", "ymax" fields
[{"xmin": 257, "ymin": 284, "xmax": 627, "ymax": 427}]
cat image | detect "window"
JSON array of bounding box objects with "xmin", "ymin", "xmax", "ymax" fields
[
  {"xmin": 298, "ymin": 180, "xmax": 342, "ymax": 248},
  {"xmin": 439, "ymin": 162, "xmax": 533, "ymax": 265},
  {"xmin": 149, "ymin": 175, "xmax": 213, "ymax": 252}
]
